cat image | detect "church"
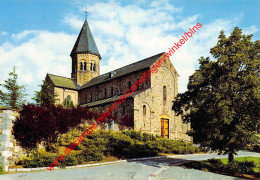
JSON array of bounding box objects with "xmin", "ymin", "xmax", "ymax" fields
[{"xmin": 44, "ymin": 19, "xmax": 192, "ymax": 142}]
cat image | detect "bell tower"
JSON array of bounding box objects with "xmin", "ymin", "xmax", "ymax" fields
[{"xmin": 70, "ymin": 19, "xmax": 101, "ymax": 86}]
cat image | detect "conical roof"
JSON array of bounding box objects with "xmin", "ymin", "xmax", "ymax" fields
[{"xmin": 70, "ymin": 19, "xmax": 101, "ymax": 58}]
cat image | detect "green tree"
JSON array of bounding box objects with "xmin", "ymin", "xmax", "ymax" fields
[
  {"xmin": 0, "ymin": 67, "xmax": 28, "ymax": 109},
  {"xmin": 0, "ymin": 90, "xmax": 6, "ymax": 107},
  {"xmin": 33, "ymin": 80, "xmax": 59, "ymax": 106},
  {"xmin": 173, "ymin": 27, "xmax": 260, "ymax": 163}
]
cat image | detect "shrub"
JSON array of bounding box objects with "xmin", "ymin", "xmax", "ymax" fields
[
  {"xmin": 108, "ymin": 133, "xmax": 135, "ymax": 157},
  {"xmin": 82, "ymin": 136, "xmax": 109, "ymax": 155},
  {"xmin": 237, "ymin": 161, "xmax": 255, "ymax": 174},
  {"xmin": 58, "ymin": 155, "xmax": 78, "ymax": 168},
  {"xmin": 0, "ymin": 166, "xmax": 5, "ymax": 174},
  {"xmin": 82, "ymin": 146, "xmax": 104, "ymax": 162},
  {"xmin": 121, "ymin": 141, "xmax": 159, "ymax": 158},
  {"xmin": 207, "ymin": 158, "xmax": 222, "ymax": 166},
  {"xmin": 253, "ymin": 144, "xmax": 260, "ymax": 153},
  {"xmin": 225, "ymin": 161, "xmax": 240, "ymax": 175},
  {"xmin": 123, "ymin": 130, "xmax": 143, "ymax": 141},
  {"xmin": 225, "ymin": 161, "xmax": 255, "ymax": 175},
  {"xmin": 13, "ymin": 104, "xmax": 99, "ymax": 151},
  {"xmin": 75, "ymin": 154, "xmax": 85, "ymax": 164},
  {"xmin": 45, "ymin": 129, "xmax": 200, "ymax": 167},
  {"xmin": 142, "ymin": 132, "xmax": 156, "ymax": 142},
  {"xmin": 84, "ymin": 151, "xmax": 104, "ymax": 162},
  {"xmin": 22, "ymin": 151, "xmax": 57, "ymax": 168},
  {"xmin": 183, "ymin": 159, "xmax": 256, "ymax": 176},
  {"xmin": 58, "ymin": 127, "xmax": 84, "ymax": 146},
  {"xmin": 206, "ymin": 159, "xmax": 223, "ymax": 171}
]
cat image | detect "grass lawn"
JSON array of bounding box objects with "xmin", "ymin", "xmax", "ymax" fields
[
  {"xmin": 220, "ymin": 156, "xmax": 260, "ymax": 173},
  {"xmin": 182, "ymin": 156, "xmax": 260, "ymax": 179}
]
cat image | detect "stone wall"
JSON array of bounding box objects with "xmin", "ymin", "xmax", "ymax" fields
[
  {"xmin": 133, "ymin": 55, "xmax": 192, "ymax": 142},
  {"xmin": 72, "ymin": 53, "xmax": 101, "ymax": 86},
  {"xmin": 54, "ymin": 87, "xmax": 78, "ymax": 105},
  {"xmin": 0, "ymin": 109, "xmax": 26, "ymax": 171},
  {"xmin": 88, "ymin": 98, "xmax": 135, "ymax": 131},
  {"xmin": 79, "ymin": 69, "xmax": 151, "ymax": 105},
  {"xmin": 79, "ymin": 54, "xmax": 192, "ymax": 142}
]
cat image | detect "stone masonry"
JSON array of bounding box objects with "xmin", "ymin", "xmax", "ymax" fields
[{"xmin": 0, "ymin": 109, "xmax": 26, "ymax": 171}]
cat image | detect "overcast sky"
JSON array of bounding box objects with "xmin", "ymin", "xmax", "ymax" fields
[{"xmin": 0, "ymin": 0, "xmax": 259, "ymax": 102}]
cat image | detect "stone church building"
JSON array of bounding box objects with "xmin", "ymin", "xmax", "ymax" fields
[{"xmin": 44, "ymin": 19, "xmax": 192, "ymax": 142}]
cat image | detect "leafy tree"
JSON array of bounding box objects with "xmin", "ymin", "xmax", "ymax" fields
[
  {"xmin": 0, "ymin": 67, "xmax": 27, "ymax": 109},
  {"xmin": 33, "ymin": 80, "xmax": 59, "ymax": 106},
  {"xmin": 0, "ymin": 89, "xmax": 6, "ymax": 106},
  {"xmin": 173, "ymin": 27, "xmax": 260, "ymax": 163}
]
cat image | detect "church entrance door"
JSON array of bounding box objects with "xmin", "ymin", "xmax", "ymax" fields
[{"xmin": 161, "ymin": 118, "xmax": 169, "ymax": 139}]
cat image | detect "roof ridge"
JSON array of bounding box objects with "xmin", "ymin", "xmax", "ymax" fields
[
  {"xmin": 80, "ymin": 52, "xmax": 165, "ymax": 88},
  {"xmin": 47, "ymin": 73, "xmax": 75, "ymax": 80},
  {"xmin": 99, "ymin": 52, "xmax": 164, "ymax": 76}
]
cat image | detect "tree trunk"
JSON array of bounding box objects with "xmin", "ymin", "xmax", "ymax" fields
[{"xmin": 228, "ymin": 151, "xmax": 234, "ymax": 163}]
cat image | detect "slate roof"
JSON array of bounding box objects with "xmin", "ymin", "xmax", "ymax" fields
[
  {"xmin": 46, "ymin": 52, "xmax": 165, "ymax": 91},
  {"xmin": 70, "ymin": 19, "xmax": 101, "ymax": 58},
  {"xmin": 80, "ymin": 52, "xmax": 164, "ymax": 90},
  {"xmin": 47, "ymin": 74, "xmax": 79, "ymax": 90}
]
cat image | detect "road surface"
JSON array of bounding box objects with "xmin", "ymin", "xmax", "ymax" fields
[{"xmin": 1, "ymin": 151, "xmax": 259, "ymax": 180}]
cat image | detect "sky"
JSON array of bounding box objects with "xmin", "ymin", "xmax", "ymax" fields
[{"xmin": 0, "ymin": 0, "xmax": 259, "ymax": 103}]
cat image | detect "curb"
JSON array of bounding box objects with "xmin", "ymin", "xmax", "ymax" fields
[{"xmin": 7, "ymin": 153, "xmax": 213, "ymax": 172}]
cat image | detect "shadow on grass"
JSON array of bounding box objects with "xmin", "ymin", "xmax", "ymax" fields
[
  {"xmin": 124, "ymin": 157, "xmax": 259, "ymax": 179},
  {"xmin": 180, "ymin": 159, "xmax": 259, "ymax": 180}
]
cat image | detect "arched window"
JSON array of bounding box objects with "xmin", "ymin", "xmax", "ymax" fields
[
  {"xmin": 128, "ymin": 81, "xmax": 131, "ymax": 89},
  {"xmin": 80, "ymin": 62, "xmax": 83, "ymax": 70},
  {"xmin": 111, "ymin": 87, "xmax": 113, "ymax": 97},
  {"xmin": 143, "ymin": 105, "xmax": 146, "ymax": 116},
  {"xmin": 66, "ymin": 95, "xmax": 71, "ymax": 102},
  {"xmin": 111, "ymin": 120, "xmax": 114, "ymax": 130},
  {"xmin": 90, "ymin": 63, "xmax": 93, "ymax": 71},
  {"xmin": 104, "ymin": 88, "xmax": 107, "ymax": 99},
  {"xmin": 84, "ymin": 62, "xmax": 87, "ymax": 70},
  {"xmin": 163, "ymin": 86, "xmax": 167, "ymax": 103},
  {"xmin": 93, "ymin": 63, "xmax": 96, "ymax": 72}
]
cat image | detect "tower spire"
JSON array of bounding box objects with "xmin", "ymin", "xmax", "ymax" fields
[
  {"xmin": 84, "ymin": 6, "xmax": 88, "ymax": 19},
  {"xmin": 70, "ymin": 19, "xmax": 101, "ymax": 58},
  {"xmin": 70, "ymin": 18, "xmax": 101, "ymax": 85}
]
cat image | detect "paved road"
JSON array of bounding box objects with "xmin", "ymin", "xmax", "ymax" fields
[{"xmin": 1, "ymin": 151, "xmax": 259, "ymax": 180}]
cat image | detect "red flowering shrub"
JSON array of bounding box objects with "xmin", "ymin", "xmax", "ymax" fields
[
  {"xmin": 13, "ymin": 104, "xmax": 98, "ymax": 150},
  {"xmin": 120, "ymin": 115, "xmax": 134, "ymax": 127}
]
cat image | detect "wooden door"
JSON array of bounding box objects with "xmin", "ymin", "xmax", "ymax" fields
[{"xmin": 161, "ymin": 118, "xmax": 169, "ymax": 139}]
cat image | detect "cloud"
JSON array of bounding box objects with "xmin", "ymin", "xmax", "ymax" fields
[
  {"xmin": 1, "ymin": 0, "xmax": 249, "ymax": 103},
  {"xmin": 11, "ymin": 30, "xmax": 37, "ymax": 40},
  {"xmin": 150, "ymin": 0, "xmax": 183, "ymax": 12},
  {"xmin": 70, "ymin": 1, "xmax": 237, "ymax": 93},
  {"xmin": 62, "ymin": 15, "xmax": 82, "ymax": 31},
  {"xmin": 243, "ymin": 25, "xmax": 259, "ymax": 35},
  {"xmin": 61, "ymin": 1, "xmax": 243, "ymax": 94},
  {"xmin": 0, "ymin": 30, "xmax": 76, "ymax": 100},
  {"xmin": 1, "ymin": 31, "xmax": 8, "ymax": 36}
]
